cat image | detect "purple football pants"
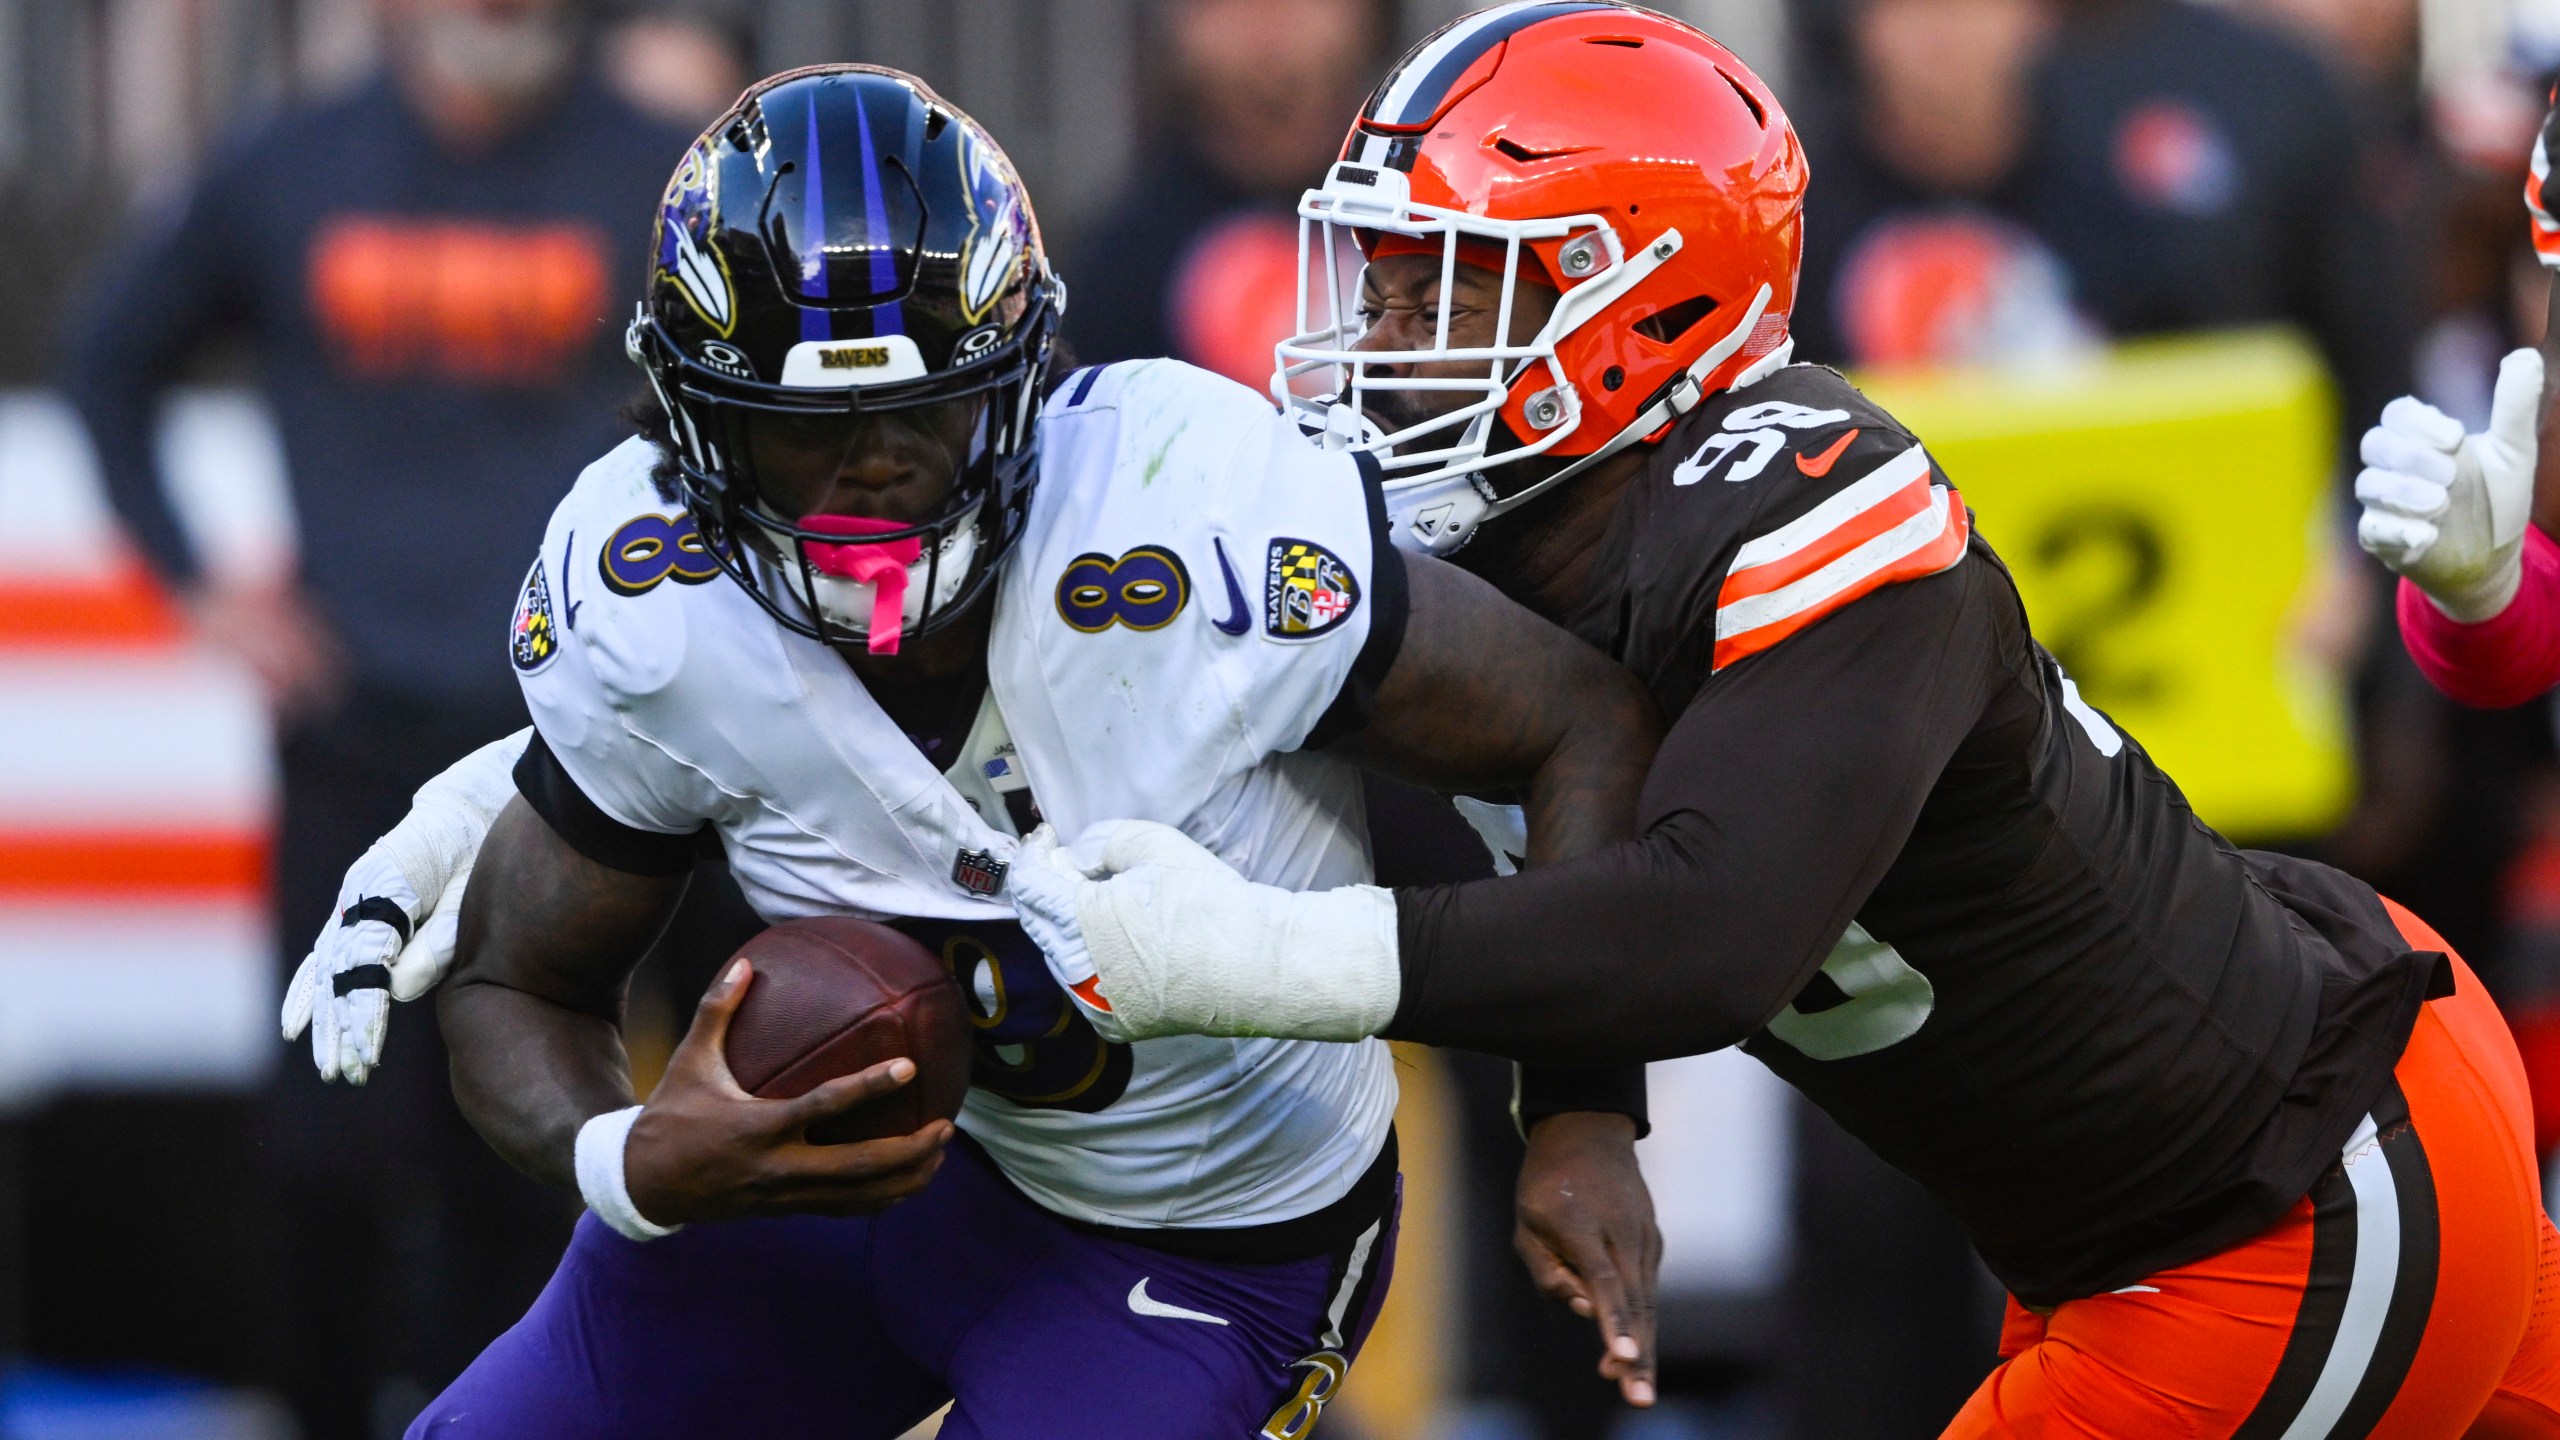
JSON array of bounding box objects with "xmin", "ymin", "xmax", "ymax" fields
[{"xmin": 407, "ymin": 1137, "xmax": 1397, "ymax": 1439}]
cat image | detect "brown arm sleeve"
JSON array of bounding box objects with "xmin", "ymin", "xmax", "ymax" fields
[{"xmin": 1387, "ymin": 558, "xmax": 2000, "ymax": 1066}]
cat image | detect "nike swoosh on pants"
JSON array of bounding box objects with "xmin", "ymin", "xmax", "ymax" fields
[{"xmin": 1127, "ymin": 1278, "xmax": 1231, "ymax": 1326}]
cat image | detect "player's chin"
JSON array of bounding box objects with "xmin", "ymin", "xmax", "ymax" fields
[{"xmin": 1359, "ymin": 393, "xmax": 1463, "ymax": 436}]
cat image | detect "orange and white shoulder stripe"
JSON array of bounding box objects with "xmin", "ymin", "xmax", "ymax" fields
[{"xmin": 1713, "ymin": 443, "xmax": 1969, "ymax": 671}]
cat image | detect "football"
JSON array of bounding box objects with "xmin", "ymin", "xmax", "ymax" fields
[{"xmin": 721, "ymin": 917, "xmax": 972, "ymax": 1145}]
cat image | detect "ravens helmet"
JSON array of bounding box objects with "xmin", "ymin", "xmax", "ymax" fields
[{"xmin": 630, "ymin": 65, "xmax": 1062, "ymax": 653}]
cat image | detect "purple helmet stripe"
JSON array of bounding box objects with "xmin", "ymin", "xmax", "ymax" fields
[
  {"xmin": 851, "ymin": 86, "xmax": 903, "ymax": 337},
  {"xmin": 799, "ymin": 100, "xmax": 831, "ymax": 343}
]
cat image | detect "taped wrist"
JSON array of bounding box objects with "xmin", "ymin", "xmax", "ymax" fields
[
  {"xmin": 575, "ymin": 1105, "xmax": 682, "ymax": 1242},
  {"xmin": 1080, "ymin": 872, "xmax": 1400, "ymax": 1041}
]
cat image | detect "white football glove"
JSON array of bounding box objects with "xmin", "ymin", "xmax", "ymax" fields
[
  {"xmin": 2357, "ymin": 347, "xmax": 2542, "ymax": 622},
  {"xmin": 1005, "ymin": 820, "xmax": 1401, "ymax": 1045},
  {"xmin": 281, "ymin": 729, "xmax": 530, "ymax": 1083}
]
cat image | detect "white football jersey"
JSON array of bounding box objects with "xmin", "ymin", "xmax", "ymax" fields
[{"xmin": 511, "ymin": 359, "xmax": 1398, "ymax": 1230}]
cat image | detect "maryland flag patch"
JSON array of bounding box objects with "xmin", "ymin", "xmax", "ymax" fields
[
  {"xmin": 1264, "ymin": 538, "xmax": 1360, "ymax": 641},
  {"xmin": 510, "ymin": 558, "xmax": 559, "ymax": 674}
]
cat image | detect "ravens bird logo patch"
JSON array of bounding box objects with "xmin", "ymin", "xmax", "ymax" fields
[
  {"xmin": 510, "ymin": 558, "xmax": 559, "ymax": 674},
  {"xmin": 1264, "ymin": 539, "xmax": 1360, "ymax": 640}
]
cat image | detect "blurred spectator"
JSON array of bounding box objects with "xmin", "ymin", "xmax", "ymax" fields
[
  {"xmin": 1791, "ymin": 0, "xmax": 2103, "ymax": 370},
  {"xmin": 1795, "ymin": 0, "xmax": 2414, "ymax": 447},
  {"xmin": 1060, "ymin": 0, "xmax": 1388, "ymax": 378},
  {"xmin": 57, "ymin": 1, "xmax": 702, "ymax": 1434},
  {"xmin": 601, "ymin": 6, "xmax": 752, "ymax": 126},
  {"xmin": 2035, "ymin": 0, "xmax": 2414, "ymax": 442}
]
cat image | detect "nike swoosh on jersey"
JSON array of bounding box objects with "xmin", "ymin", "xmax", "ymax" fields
[
  {"xmin": 1794, "ymin": 428, "xmax": 1860, "ymax": 478},
  {"xmin": 1211, "ymin": 537, "xmax": 1252, "ymax": 635},
  {"xmin": 1128, "ymin": 1278, "xmax": 1231, "ymax": 1325},
  {"xmin": 561, "ymin": 529, "xmax": 583, "ymax": 629}
]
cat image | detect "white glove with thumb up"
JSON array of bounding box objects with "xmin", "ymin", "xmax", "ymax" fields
[{"xmin": 2358, "ymin": 347, "xmax": 2543, "ymax": 622}]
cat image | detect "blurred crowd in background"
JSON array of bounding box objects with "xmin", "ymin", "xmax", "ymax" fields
[{"xmin": 2, "ymin": 0, "xmax": 2558, "ymax": 1437}]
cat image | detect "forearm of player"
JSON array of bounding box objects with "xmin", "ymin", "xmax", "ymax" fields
[
  {"xmin": 1020, "ymin": 571, "xmax": 1983, "ymax": 1054},
  {"xmin": 2396, "ymin": 527, "xmax": 2560, "ymax": 708},
  {"xmin": 1330, "ymin": 553, "xmax": 1663, "ymax": 865},
  {"xmin": 1388, "ymin": 818, "xmax": 1816, "ymax": 1063},
  {"xmin": 1388, "ymin": 568, "xmax": 1989, "ymax": 1063},
  {"xmin": 440, "ymin": 799, "xmax": 686, "ymax": 1191}
]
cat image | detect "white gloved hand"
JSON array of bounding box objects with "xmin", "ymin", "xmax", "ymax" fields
[
  {"xmin": 1005, "ymin": 820, "xmax": 1402, "ymax": 1044},
  {"xmin": 2357, "ymin": 348, "xmax": 2542, "ymax": 622},
  {"xmin": 281, "ymin": 729, "xmax": 530, "ymax": 1082}
]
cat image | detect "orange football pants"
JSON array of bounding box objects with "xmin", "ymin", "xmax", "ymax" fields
[{"xmin": 1944, "ymin": 901, "xmax": 2560, "ymax": 1440}]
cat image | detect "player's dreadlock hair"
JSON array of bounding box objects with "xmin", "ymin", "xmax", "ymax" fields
[{"xmin": 622, "ymin": 391, "xmax": 688, "ymax": 506}]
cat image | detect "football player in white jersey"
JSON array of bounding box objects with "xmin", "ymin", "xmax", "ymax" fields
[{"xmin": 280, "ymin": 67, "xmax": 1666, "ymax": 1436}]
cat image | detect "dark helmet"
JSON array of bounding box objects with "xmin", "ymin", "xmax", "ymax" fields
[{"xmin": 629, "ymin": 65, "xmax": 1063, "ymax": 653}]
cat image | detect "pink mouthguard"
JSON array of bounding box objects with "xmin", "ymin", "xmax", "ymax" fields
[{"xmin": 799, "ymin": 515, "xmax": 923, "ymax": 655}]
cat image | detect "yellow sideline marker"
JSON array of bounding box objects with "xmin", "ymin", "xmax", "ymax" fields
[{"xmin": 1859, "ymin": 328, "xmax": 2350, "ymax": 842}]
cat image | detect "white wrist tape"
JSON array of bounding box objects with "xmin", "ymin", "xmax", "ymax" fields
[
  {"xmin": 575, "ymin": 1105, "xmax": 681, "ymax": 1242},
  {"xmin": 1075, "ymin": 858, "xmax": 1401, "ymax": 1043}
]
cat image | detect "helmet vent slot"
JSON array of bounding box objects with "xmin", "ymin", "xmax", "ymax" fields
[
  {"xmin": 1635, "ymin": 294, "xmax": 1720, "ymax": 344},
  {"xmin": 1720, "ymin": 70, "xmax": 1767, "ymax": 128},
  {"xmin": 1585, "ymin": 36, "xmax": 1645, "ymax": 47},
  {"xmin": 1492, "ymin": 135, "xmax": 1589, "ymax": 163}
]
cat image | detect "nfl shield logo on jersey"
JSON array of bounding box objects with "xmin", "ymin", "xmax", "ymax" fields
[
  {"xmin": 1264, "ymin": 539, "xmax": 1361, "ymax": 640},
  {"xmin": 952, "ymin": 847, "xmax": 1009, "ymax": 896},
  {"xmin": 510, "ymin": 559, "xmax": 559, "ymax": 674}
]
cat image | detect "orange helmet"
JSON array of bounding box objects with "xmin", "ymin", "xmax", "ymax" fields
[{"xmin": 1274, "ymin": 1, "xmax": 1808, "ymax": 554}]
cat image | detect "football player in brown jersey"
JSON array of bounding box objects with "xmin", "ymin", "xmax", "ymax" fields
[{"xmin": 1011, "ymin": 4, "xmax": 2560, "ymax": 1434}]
